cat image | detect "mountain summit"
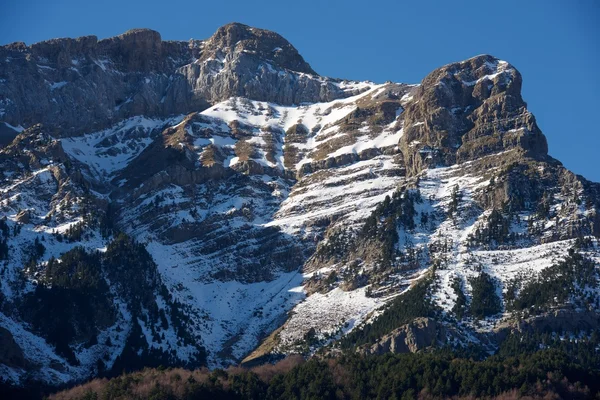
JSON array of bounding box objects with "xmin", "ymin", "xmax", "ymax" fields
[
  {"xmin": 0, "ymin": 23, "xmax": 353, "ymax": 137},
  {"xmin": 0, "ymin": 24, "xmax": 598, "ymax": 390},
  {"xmin": 200, "ymin": 22, "xmax": 317, "ymax": 74}
]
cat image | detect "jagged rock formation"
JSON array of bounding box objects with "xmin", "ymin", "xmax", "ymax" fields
[
  {"xmin": 362, "ymin": 317, "xmax": 442, "ymax": 355},
  {"xmin": 0, "ymin": 23, "xmax": 599, "ymax": 388},
  {"xmin": 495, "ymin": 309, "xmax": 600, "ymax": 339},
  {"xmin": 0, "ymin": 23, "xmax": 362, "ymax": 138},
  {"xmin": 400, "ymin": 55, "xmax": 548, "ymax": 175}
]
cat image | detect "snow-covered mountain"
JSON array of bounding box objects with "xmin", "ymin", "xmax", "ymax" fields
[{"xmin": 0, "ymin": 23, "xmax": 599, "ymax": 387}]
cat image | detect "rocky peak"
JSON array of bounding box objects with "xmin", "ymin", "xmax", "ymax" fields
[
  {"xmin": 1, "ymin": 28, "xmax": 188, "ymax": 73},
  {"xmin": 29, "ymin": 35, "xmax": 99, "ymax": 68},
  {"xmin": 200, "ymin": 22, "xmax": 316, "ymax": 75},
  {"xmin": 400, "ymin": 54, "xmax": 548, "ymax": 175},
  {"xmin": 97, "ymin": 28, "xmax": 175, "ymax": 72},
  {"xmin": 0, "ymin": 24, "xmax": 351, "ymax": 137},
  {"xmin": 422, "ymin": 54, "xmax": 522, "ymax": 99},
  {"xmin": 116, "ymin": 28, "xmax": 162, "ymax": 41}
]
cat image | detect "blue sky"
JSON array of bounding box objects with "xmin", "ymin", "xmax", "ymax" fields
[{"xmin": 1, "ymin": 0, "xmax": 599, "ymax": 181}]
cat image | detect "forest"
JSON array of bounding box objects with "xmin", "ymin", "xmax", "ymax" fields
[{"xmin": 32, "ymin": 331, "xmax": 600, "ymax": 400}]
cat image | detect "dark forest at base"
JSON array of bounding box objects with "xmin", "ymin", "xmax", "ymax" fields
[{"xmin": 4, "ymin": 330, "xmax": 599, "ymax": 400}]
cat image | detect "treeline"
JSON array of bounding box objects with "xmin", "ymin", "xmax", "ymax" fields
[{"xmin": 45, "ymin": 339, "xmax": 600, "ymax": 400}]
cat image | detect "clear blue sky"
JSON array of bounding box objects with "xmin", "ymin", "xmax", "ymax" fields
[{"xmin": 1, "ymin": 0, "xmax": 599, "ymax": 181}]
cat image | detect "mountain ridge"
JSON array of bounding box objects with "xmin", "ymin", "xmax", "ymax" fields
[
  {"xmin": 0, "ymin": 23, "xmax": 598, "ymax": 389},
  {"xmin": 0, "ymin": 23, "xmax": 365, "ymax": 139}
]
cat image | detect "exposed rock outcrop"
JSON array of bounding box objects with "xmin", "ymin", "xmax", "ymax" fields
[
  {"xmin": 199, "ymin": 23, "xmax": 315, "ymax": 74},
  {"xmin": 399, "ymin": 55, "xmax": 548, "ymax": 176},
  {"xmin": 0, "ymin": 23, "xmax": 362, "ymax": 137},
  {"xmin": 495, "ymin": 309, "xmax": 600, "ymax": 342},
  {"xmin": 362, "ymin": 318, "xmax": 443, "ymax": 355},
  {"xmin": 0, "ymin": 327, "xmax": 25, "ymax": 368}
]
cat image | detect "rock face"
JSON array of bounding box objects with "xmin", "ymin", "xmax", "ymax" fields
[
  {"xmin": 495, "ymin": 309, "xmax": 600, "ymax": 340},
  {"xmin": 176, "ymin": 23, "xmax": 358, "ymax": 111},
  {"xmin": 0, "ymin": 23, "xmax": 361, "ymax": 137},
  {"xmin": 400, "ymin": 55, "xmax": 548, "ymax": 176},
  {"xmin": 0, "ymin": 24, "xmax": 599, "ymax": 388},
  {"xmin": 0, "ymin": 327, "xmax": 25, "ymax": 368},
  {"xmin": 15, "ymin": 209, "xmax": 30, "ymax": 224},
  {"xmin": 0, "ymin": 29, "xmax": 190, "ymax": 137},
  {"xmin": 199, "ymin": 23, "xmax": 316, "ymax": 74},
  {"xmin": 364, "ymin": 318, "xmax": 442, "ymax": 355}
]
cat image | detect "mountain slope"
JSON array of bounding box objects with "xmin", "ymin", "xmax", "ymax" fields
[{"xmin": 0, "ymin": 24, "xmax": 598, "ymax": 387}]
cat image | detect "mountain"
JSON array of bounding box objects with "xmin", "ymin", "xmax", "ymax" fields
[{"xmin": 0, "ymin": 22, "xmax": 598, "ymax": 390}]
